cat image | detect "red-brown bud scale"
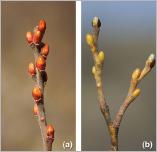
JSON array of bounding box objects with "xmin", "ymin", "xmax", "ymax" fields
[
  {"xmin": 38, "ymin": 19, "xmax": 46, "ymax": 33},
  {"xmin": 28, "ymin": 62, "xmax": 36, "ymax": 76},
  {"xmin": 36, "ymin": 56, "xmax": 46, "ymax": 71},
  {"xmin": 33, "ymin": 30, "xmax": 42, "ymax": 44},
  {"xmin": 32, "ymin": 86, "xmax": 42, "ymax": 102},
  {"xmin": 41, "ymin": 44, "xmax": 49, "ymax": 59},
  {"xmin": 46, "ymin": 124, "xmax": 55, "ymax": 138},
  {"xmin": 26, "ymin": 32, "xmax": 33, "ymax": 44}
]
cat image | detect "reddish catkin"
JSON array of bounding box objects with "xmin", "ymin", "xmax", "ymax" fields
[
  {"xmin": 47, "ymin": 125, "xmax": 55, "ymax": 138},
  {"xmin": 32, "ymin": 86, "xmax": 42, "ymax": 103},
  {"xmin": 28, "ymin": 62, "xmax": 36, "ymax": 76},
  {"xmin": 41, "ymin": 44, "xmax": 49, "ymax": 59},
  {"xmin": 38, "ymin": 19, "xmax": 46, "ymax": 33},
  {"xmin": 26, "ymin": 32, "xmax": 33, "ymax": 44},
  {"xmin": 33, "ymin": 30, "xmax": 42, "ymax": 44},
  {"xmin": 36, "ymin": 56, "xmax": 46, "ymax": 71}
]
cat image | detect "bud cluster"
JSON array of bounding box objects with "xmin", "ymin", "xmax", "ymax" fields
[
  {"xmin": 86, "ymin": 17, "xmax": 105, "ymax": 76},
  {"xmin": 27, "ymin": 19, "xmax": 49, "ymax": 78},
  {"xmin": 130, "ymin": 54, "xmax": 156, "ymax": 99},
  {"xmin": 26, "ymin": 19, "xmax": 55, "ymax": 148},
  {"xmin": 26, "ymin": 19, "xmax": 50, "ymax": 104},
  {"xmin": 26, "ymin": 20, "xmax": 50, "ymax": 104},
  {"xmin": 26, "ymin": 19, "xmax": 46, "ymax": 45}
]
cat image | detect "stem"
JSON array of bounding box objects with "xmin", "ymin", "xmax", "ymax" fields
[
  {"xmin": 33, "ymin": 46, "xmax": 52, "ymax": 151},
  {"xmin": 91, "ymin": 23, "xmax": 118, "ymax": 150}
]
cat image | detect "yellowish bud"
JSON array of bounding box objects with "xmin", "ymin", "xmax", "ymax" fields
[
  {"xmin": 147, "ymin": 53, "xmax": 155, "ymax": 68},
  {"xmin": 98, "ymin": 51, "xmax": 105, "ymax": 62},
  {"xmin": 132, "ymin": 68, "xmax": 141, "ymax": 80},
  {"xmin": 148, "ymin": 54, "xmax": 155, "ymax": 63},
  {"xmin": 92, "ymin": 16, "xmax": 101, "ymax": 28},
  {"xmin": 132, "ymin": 88, "xmax": 141, "ymax": 98},
  {"xmin": 92, "ymin": 66, "xmax": 96, "ymax": 75},
  {"xmin": 86, "ymin": 34, "xmax": 94, "ymax": 47}
]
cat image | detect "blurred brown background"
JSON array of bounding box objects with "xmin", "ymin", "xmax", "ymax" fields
[
  {"xmin": 2, "ymin": 1, "xmax": 75, "ymax": 151},
  {"xmin": 82, "ymin": 1, "xmax": 156, "ymax": 151}
]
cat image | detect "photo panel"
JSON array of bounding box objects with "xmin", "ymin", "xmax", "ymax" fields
[
  {"xmin": 1, "ymin": 1, "xmax": 156, "ymax": 151},
  {"xmin": 2, "ymin": 1, "xmax": 75, "ymax": 151},
  {"xmin": 82, "ymin": 1, "xmax": 156, "ymax": 151}
]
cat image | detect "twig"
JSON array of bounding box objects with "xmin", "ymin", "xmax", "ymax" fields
[
  {"xmin": 86, "ymin": 16, "xmax": 155, "ymax": 151},
  {"xmin": 34, "ymin": 46, "xmax": 49, "ymax": 150},
  {"xmin": 27, "ymin": 19, "xmax": 54, "ymax": 151},
  {"xmin": 112, "ymin": 54, "xmax": 155, "ymax": 146},
  {"xmin": 86, "ymin": 17, "xmax": 117, "ymax": 150}
]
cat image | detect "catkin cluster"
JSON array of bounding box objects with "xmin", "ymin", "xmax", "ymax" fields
[
  {"xmin": 26, "ymin": 19, "xmax": 55, "ymax": 146},
  {"xmin": 86, "ymin": 17, "xmax": 105, "ymax": 88}
]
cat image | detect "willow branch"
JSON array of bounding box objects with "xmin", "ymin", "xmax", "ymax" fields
[
  {"xmin": 86, "ymin": 17, "xmax": 155, "ymax": 151},
  {"xmin": 27, "ymin": 19, "xmax": 54, "ymax": 151},
  {"xmin": 86, "ymin": 17, "xmax": 118, "ymax": 150},
  {"xmin": 113, "ymin": 54, "xmax": 155, "ymax": 128},
  {"xmin": 92, "ymin": 18, "xmax": 111, "ymax": 125}
]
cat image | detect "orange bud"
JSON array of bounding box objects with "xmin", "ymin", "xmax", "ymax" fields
[
  {"xmin": 36, "ymin": 56, "xmax": 46, "ymax": 71},
  {"xmin": 26, "ymin": 32, "xmax": 33, "ymax": 44},
  {"xmin": 32, "ymin": 86, "xmax": 42, "ymax": 102},
  {"xmin": 47, "ymin": 124, "xmax": 55, "ymax": 137},
  {"xmin": 41, "ymin": 44, "xmax": 49, "ymax": 59},
  {"xmin": 38, "ymin": 19, "xmax": 46, "ymax": 33},
  {"xmin": 33, "ymin": 104, "xmax": 39, "ymax": 115},
  {"xmin": 33, "ymin": 30, "xmax": 42, "ymax": 44},
  {"xmin": 28, "ymin": 62, "xmax": 36, "ymax": 76}
]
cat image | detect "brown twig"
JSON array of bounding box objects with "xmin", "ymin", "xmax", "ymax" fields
[
  {"xmin": 27, "ymin": 19, "xmax": 54, "ymax": 151},
  {"xmin": 86, "ymin": 17, "xmax": 155, "ymax": 151},
  {"xmin": 34, "ymin": 46, "xmax": 50, "ymax": 150}
]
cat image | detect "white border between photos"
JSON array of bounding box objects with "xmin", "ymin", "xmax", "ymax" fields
[{"xmin": 76, "ymin": 1, "xmax": 81, "ymax": 151}]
